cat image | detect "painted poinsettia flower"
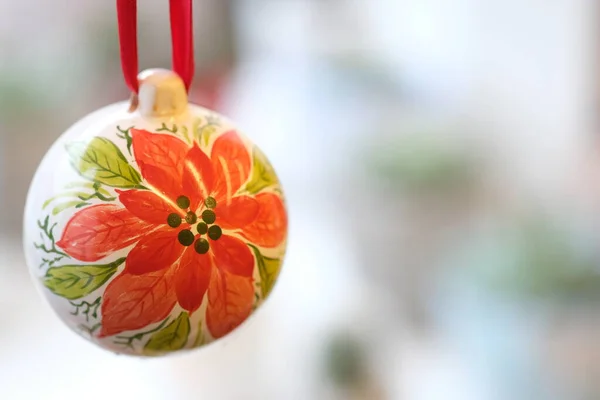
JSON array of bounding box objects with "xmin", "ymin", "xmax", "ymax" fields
[{"xmin": 57, "ymin": 129, "xmax": 287, "ymax": 338}]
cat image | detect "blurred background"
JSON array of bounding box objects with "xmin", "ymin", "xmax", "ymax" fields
[{"xmin": 1, "ymin": 0, "xmax": 599, "ymax": 399}]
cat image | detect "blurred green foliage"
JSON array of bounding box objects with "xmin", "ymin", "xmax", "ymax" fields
[
  {"xmin": 0, "ymin": 69, "xmax": 46, "ymax": 120},
  {"xmin": 86, "ymin": 16, "xmax": 120, "ymax": 73},
  {"xmin": 469, "ymin": 216, "xmax": 600, "ymax": 302},
  {"xmin": 323, "ymin": 333, "xmax": 367, "ymax": 388},
  {"xmin": 366, "ymin": 133, "xmax": 476, "ymax": 193}
]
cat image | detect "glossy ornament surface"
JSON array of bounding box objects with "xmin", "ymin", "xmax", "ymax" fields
[{"xmin": 23, "ymin": 70, "xmax": 287, "ymax": 356}]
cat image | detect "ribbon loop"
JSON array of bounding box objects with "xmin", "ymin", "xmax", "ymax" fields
[{"xmin": 116, "ymin": 0, "xmax": 194, "ymax": 94}]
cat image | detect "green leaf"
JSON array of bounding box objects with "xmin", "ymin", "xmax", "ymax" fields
[
  {"xmin": 52, "ymin": 200, "xmax": 83, "ymax": 215},
  {"xmin": 243, "ymin": 147, "xmax": 279, "ymax": 194},
  {"xmin": 97, "ymin": 186, "xmax": 112, "ymax": 197},
  {"xmin": 248, "ymin": 244, "xmax": 282, "ymax": 298},
  {"xmin": 66, "ymin": 137, "xmax": 142, "ymax": 188},
  {"xmin": 191, "ymin": 118, "xmax": 202, "ymax": 140},
  {"xmin": 192, "ymin": 319, "xmax": 205, "ymax": 348},
  {"xmin": 43, "ymin": 257, "xmax": 125, "ymax": 300},
  {"xmin": 63, "ymin": 182, "xmax": 96, "ymax": 190},
  {"xmin": 43, "ymin": 191, "xmax": 88, "ymax": 209},
  {"xmin": 203, "ymin": 125, "xmax": 218, "ymax": 146},
  {"xmin": 181, "ymin": 126, "xmax": 191, "ymax": 143},
  {"xmin": 144, "ymin": 312, "xmax": 190, "ymax": 355}
]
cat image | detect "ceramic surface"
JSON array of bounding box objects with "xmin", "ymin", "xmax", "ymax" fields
[{"xmin": 23, "ymin": 98, "xmax": 287, "ymax": 356}]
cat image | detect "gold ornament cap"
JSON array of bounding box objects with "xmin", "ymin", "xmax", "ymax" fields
[{"xmin": 135, "ymin": 68, "xmax": 188, "ymax": 117}]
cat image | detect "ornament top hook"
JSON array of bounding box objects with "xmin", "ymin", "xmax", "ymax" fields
[{"xmin": 131, "ymin": 68, "xmax": 188, "ymax": 117}]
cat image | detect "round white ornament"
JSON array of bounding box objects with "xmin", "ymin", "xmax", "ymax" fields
[{"xmin": 23, "ymin": 69, "xmax": 288, "ymax": 356}]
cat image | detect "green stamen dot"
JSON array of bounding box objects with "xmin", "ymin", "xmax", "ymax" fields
[
  {"xmin": 208, "ymin": 225, "xmax": 222, "ymax": 240},
  {"xmin": 197, "ymin": 222, "xmax": 208, "ymax": 234},
  {"xmin": 185, "ymin": 211, "xmax": 197, "ymax": 224},
  {"xmin": 204, "ymin": 196, "xmax": 217, "ymax": 209},
  {"xmin": 194, "ymin": 238, "xmax": 210, "ymax": 254},
  {"xmin": 202, "ymin": 209, "xmax": 216, "ymax": 224},
  {"xmin": 167, "ymin": 213, "xmax": 181, "ymax": 228},
  {"xmin": 176, "ymin": 195, "xmax": 190, "ymax": 209},
  {"xmin": 178, "ymin": 229, "xmax": 195, "ymax": 246}
]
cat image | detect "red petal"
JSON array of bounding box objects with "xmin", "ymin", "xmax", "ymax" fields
[
  {"xmin": 117, "ymin": 189, "xmax": 181, "ymax": 224},
  {"xmin": 174, "ymin": 247, "xmax": 212, "ymax": 313},
  {"xmin": 181, "ymin": 144, "xmax": 215, "ymax": 209},
  {"xmin": 215, "ymin": 195, "xmax": 259, "ymax": 230},
  {"xmin": 211, "ymin": 234, "xmax": 254, "ymax": 277},
  {"xmin": 125, "ymin": 228, "xmax": 186, "ymax": 275},
  {"xmin": 98, "ymin": 268, "xmax": 177, "ymax": 337},
  {"xmin": 211, "ymin": 131, "xmax": 251, "ymax": 202},
  {"xmin": 57, "ymin": 204, "xmax": 155, "ymax": 262},
  {"xmin": 131, "ymin": 129, "xmax": 189, "ymax": 200},
  {"xmin": 205, "ymin": 269, "xmax": 254, "ymax": 339},
  {"xmin": 240, "ymin": 193, "xmax": 287, "ymax": 248}
]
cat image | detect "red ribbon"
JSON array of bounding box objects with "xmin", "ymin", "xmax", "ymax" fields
[{"xmin": 116, "ymin": 0, "xmax": 195, "ymax": 94}]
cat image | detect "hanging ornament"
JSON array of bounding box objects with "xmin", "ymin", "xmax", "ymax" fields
[{"xmin": 23, "ymin": 0, "xmax": 287, "ymax": 356}]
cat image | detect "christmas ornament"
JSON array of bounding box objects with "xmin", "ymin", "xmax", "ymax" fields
[{"xmin": 23, "ymin": 0, "xmax": 287, "ymax": 356}]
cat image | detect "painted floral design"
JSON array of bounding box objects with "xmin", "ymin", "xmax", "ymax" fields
[{"xmin": 45, "ymin": 126, "xmax": 286, "ymax": 343}]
